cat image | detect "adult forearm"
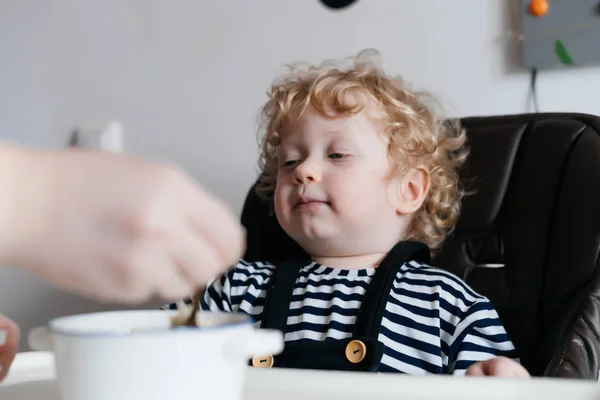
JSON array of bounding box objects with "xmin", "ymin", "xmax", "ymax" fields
[{"xmin": 0, "ymin": 142, "xmax": 27, "ymax": 266}]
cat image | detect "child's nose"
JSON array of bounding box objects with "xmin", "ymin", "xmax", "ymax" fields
[{"xmin": 294, "ymin": 160, "xmax": 322, "ymax": 184}]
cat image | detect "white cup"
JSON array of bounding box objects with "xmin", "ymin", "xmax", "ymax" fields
[{"xmin": 27, "ymin": 310, "xmax": 283, "ymax": 400}]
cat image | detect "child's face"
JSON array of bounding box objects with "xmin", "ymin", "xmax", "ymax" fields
[{"xmin": 273, "ymin": 102, "xmax": 410, "ymax": 259}]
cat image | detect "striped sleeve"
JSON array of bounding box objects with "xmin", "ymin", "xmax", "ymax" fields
[
  {"xmin": 447, "ymin": 299, "xmax": 520, "ymax": 375},
  {"xmin": 162, "ymin": 260, "xmax": 275, "ymax": 323}
]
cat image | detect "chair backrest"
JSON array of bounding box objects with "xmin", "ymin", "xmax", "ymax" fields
[{"xmin": 240, "ymin": 112, "xmax": 600, "ymax": 378}]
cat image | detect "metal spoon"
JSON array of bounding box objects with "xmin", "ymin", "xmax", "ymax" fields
[
  {"xmin": 185, "ymin": 288, "xmax": 205, "ymax": 327},
  {"xmin": 170, "ymin": 287, "xmax": 205, "ymax": 328}
]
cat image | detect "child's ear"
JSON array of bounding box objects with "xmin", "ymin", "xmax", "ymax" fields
[{"xmin": 395, "ymin": 167, "xmax": 430, "ymax": 215}]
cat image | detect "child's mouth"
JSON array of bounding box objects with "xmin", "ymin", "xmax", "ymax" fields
[{"xmin": 294, "ymin": 196, "xmax": 331, "ymax": 210}]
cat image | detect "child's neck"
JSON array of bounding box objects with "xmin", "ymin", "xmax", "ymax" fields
[{"xmin": 311, "ymin": 253, "xmax": 388, "ymax": 270}]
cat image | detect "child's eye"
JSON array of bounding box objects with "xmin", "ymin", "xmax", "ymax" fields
[
  {"xmin": 329, "ymin": 153, "xmax": 346, "ymax": 160},
  {"xmin": 282, "ymin": 159, "xmax": 298, "ymax": 167}
]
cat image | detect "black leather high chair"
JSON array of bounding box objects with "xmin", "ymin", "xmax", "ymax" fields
[{"xmin": 240, "ymin": 113, "xmax": 600, "ymax": 379}]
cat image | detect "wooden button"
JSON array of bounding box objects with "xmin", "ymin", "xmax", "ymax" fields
[
  {"xmin": 252, "ymin": 355, "xmax": 274, "ymax": 368},
  {"xmin": 345, "ymin": 340, "xmax": 367, "ymax": 363}
]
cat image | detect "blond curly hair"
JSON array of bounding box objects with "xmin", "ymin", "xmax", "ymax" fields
[{"xmin": 255, "ymin": 49, "xmax": 469, "ymax": 252}]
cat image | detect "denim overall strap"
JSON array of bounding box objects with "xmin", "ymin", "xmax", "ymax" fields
[
  {"xmin": 259, "ymin": 260, "xmax": 305, "ymax": 333},
  {"xmin": 352, "ymin": 241, "xmax": 432, "ymax": 338}
]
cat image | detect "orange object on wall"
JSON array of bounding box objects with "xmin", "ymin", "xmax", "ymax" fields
[{"xmin": 529, "ymin": 0, "xmax": 549, "ymax": 16}]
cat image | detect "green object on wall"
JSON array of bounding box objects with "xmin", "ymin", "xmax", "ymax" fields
[{"xmin": 554, "ymin": 40, "xmax": 574, "ymax": 65}]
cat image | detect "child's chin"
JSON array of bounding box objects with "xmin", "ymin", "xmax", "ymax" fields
[{"xmin": 293, "ymin": 226, "xmax": 345, "ymax": 249}]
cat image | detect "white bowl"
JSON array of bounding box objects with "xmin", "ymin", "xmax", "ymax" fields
[{"xmin": 27, "ymin": 310, "xmax": 283, "ymax": 400}]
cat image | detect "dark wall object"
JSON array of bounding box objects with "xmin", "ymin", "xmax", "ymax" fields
[{"xmin": 319, "ymin": 0, "xmax": 358, "ymax": 11}]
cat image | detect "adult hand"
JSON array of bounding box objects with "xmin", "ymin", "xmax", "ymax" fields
[
  {"xmin": 0, "ymin": 313, "xmax": 19, "ymax": 383},
  {"xmin": 0, "ymin": 144, "xmax": 245, "ymax": 303}
]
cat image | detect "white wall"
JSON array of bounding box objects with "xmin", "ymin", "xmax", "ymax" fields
[{"xmin": 1, "ymin": 0, "xmax": 599, "ymax": 350}]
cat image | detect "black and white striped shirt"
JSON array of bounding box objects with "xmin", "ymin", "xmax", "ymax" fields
[{"xmin": 166, "ymin": 259, "xmax": 518, "ymax": 375}]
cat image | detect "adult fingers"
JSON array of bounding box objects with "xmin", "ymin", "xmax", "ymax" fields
[
  {"xmin": 186, "ymin": 187, "xmax": 246, "ymax": 267},
  {"xmin": 174, "ymin": 226, "xmax": 228, "ymax": 287},
  {"xmin": 0, "ymin": 317, "xmax": 20, "ymax": 382}
]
